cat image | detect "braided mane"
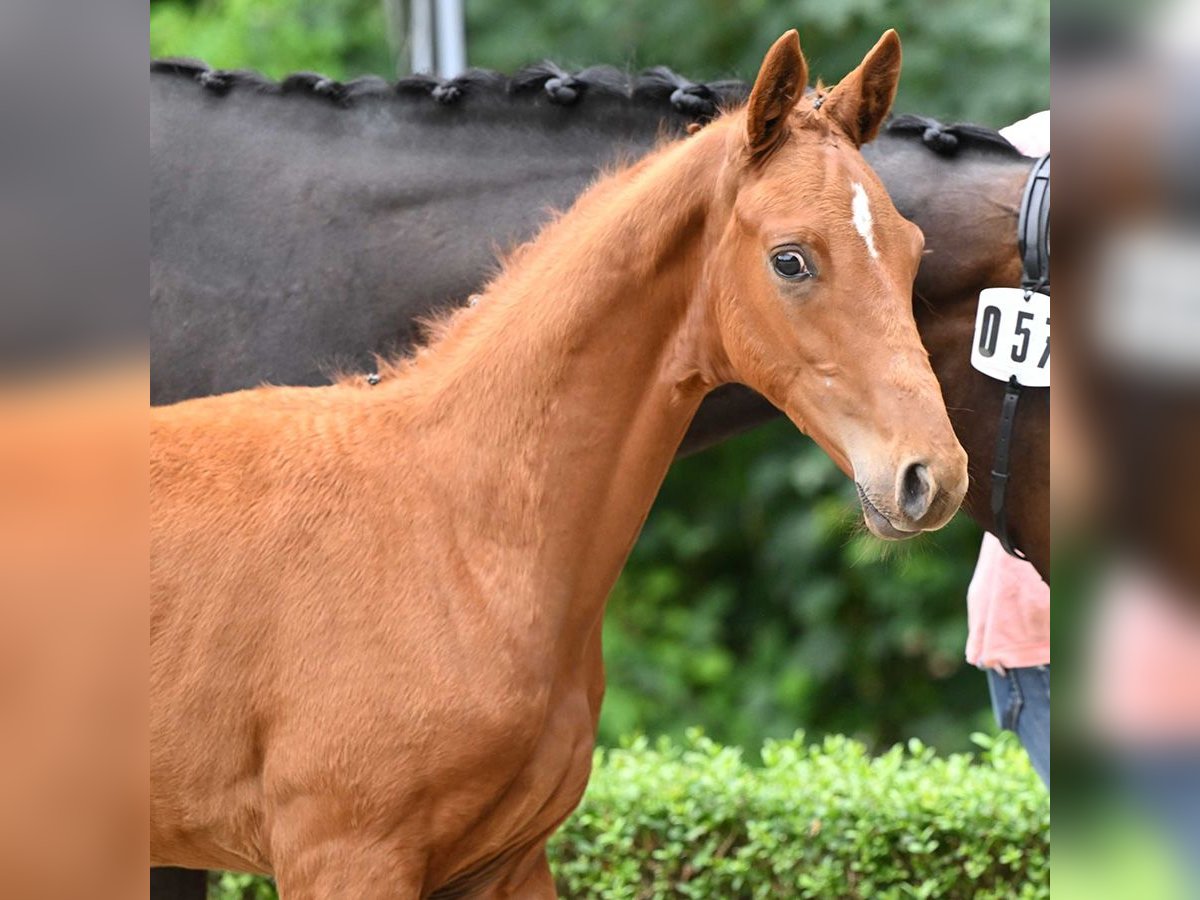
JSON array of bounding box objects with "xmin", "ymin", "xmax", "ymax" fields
[
  {"xmin": 151, "ymin": 59, "xmax": 1024, "ymax": 157},
  {"xmin": 884, "ymin": 113, "xmax": 1023, "ymax": 157},
  {"xmin": 150, "ymin": 58, "xmax": 749, "ymax": 121}
]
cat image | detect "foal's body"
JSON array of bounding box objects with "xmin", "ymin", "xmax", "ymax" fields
[{"xmin": 152, "ymin": 32, "xmax": 967, "ymax": 896}]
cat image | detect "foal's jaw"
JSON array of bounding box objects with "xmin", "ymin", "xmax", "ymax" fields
[{"xmin": 699, "ymin": 28, "xmax": 969, "ymax": 540}]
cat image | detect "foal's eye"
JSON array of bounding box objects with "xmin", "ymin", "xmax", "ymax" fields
[{"xmin": 771, "ymin": 249, "xmax": 812, "ymax": 280}]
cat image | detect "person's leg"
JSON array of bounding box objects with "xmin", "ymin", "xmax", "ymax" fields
[
  {"xmin": 1122, "ymin": 751, "xmax": 1200, "ymax": 892},
  {"xmin": 987, "ymin": 665, "xmax": 1050, "ymax": 787}
]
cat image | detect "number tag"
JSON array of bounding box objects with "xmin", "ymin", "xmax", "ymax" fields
[{"xmin": 970, "ymin": 287, "xmax": 1050, "ymax": 387}]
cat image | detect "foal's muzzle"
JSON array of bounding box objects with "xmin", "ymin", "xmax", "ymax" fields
[{"xmin": 856, "ymin": 456, "xmax": 965, "ymax": 540}]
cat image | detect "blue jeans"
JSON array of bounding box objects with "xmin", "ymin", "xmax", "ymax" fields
[
  {"xmin": 1123, "ymin": 752, "xmax": 1200, "ymax": 893},
  {"xmin": 987, "ymin": 665, "xmax": 1050, "ymax": 787}
]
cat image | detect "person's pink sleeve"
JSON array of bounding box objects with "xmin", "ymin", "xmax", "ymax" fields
[{"xmin": 966, "ymin": 532, "xmax": 1050, "ymax": 670}]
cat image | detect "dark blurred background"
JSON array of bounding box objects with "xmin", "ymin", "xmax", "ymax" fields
[{"xmin": 149, "ymin": 0, "xmax": 1049, "ymax": 756}]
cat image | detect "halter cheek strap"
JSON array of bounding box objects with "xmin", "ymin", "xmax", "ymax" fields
[
  {"xmin": 990, "ymin": 153, "xmax": 1049, "ymax": 559},
  {"xmin": 990, "ymin": 376, "xmax": 1027, "ymax": 559},
  {"xmin": 1018, "ymin": 154, "xmax": 1051, "ymax": 295}
]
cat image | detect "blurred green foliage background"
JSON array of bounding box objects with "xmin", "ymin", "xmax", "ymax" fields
[
  {"xmin": 150, "ymin": 0, "xmax": 1048, "ymax": 124},
  {"xmin": 150, "ymin": 0, "xmax": 1049, "ymax": 754}
]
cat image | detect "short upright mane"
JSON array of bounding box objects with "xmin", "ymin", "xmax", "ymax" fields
[
  {"xmin": 150, "ymin": 57, "xmax": 750, "ymax": 121},
  {"xmin": 884, "ymin": 113, "xmax": 1024, "ymax": 158}
]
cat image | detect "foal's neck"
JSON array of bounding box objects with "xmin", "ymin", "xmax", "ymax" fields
[{"xmin": 385, "ymin": 126, "xmax": 728, "ymax": 643}]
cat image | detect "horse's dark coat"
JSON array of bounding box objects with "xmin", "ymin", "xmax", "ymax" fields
[{"xmin": 152, "ymin": 63, "xmax": 731, "ymax": 405}]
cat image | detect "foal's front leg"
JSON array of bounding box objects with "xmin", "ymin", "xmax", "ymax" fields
[
  {"xmin": 472, "ymin": 847, "xmax": 557, "ymax": 900},
  {"xmin": 273, "ymin": 846, "xmax": 556, "ymax": 900},
  {"xmin": 273, "ymin": 854, "xmax": 427, "ymax": 900},
  {"xmin": 270, "ymin": 824, "xmax": 428, "ymax": 900}
]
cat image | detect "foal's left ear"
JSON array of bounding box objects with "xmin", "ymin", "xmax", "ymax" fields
[
  {"xmin": 821, "ymin": 29, "xmax": 902, "ymax": 147},
  {"xmin": 746, "ymin": 30, "xmax": 809, "ymax": 159}
]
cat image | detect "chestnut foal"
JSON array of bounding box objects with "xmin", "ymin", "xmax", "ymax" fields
[{"xmin": 151, "ymin": 31, "xmax": 967, "ymax": 898}]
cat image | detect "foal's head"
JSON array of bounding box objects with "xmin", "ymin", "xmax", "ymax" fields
[{"xmin": 699, "ymin": 30, "xmax": 968, "ymax": 537}]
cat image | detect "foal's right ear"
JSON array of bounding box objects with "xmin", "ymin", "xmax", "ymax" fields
[{"xmin": 746, "ymin": 30, "xmax": 809, "ymax": 159}]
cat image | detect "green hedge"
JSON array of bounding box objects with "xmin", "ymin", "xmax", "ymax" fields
[
  {"xmin": 212, "ymin": 731, "xmax": 1047, "ymax": 899},
  {"xmin": 551, "ymin": 732, "xmax": 1047, "ymax": 898}
]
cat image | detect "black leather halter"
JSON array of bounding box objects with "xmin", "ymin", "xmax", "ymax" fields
[{"xmin": 991, "ymin": 154, "xmax": 1049, "ymax": 559}]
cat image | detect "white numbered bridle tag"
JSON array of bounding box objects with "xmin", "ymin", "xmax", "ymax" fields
[{"xmin": 971, "ymin": 287, "xmax": 1050, "ymax": 387}]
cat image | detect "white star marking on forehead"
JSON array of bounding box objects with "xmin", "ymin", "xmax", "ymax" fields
[{"xmin": 851, "ymin": 182, "xmax": 879, "ymax": 261}]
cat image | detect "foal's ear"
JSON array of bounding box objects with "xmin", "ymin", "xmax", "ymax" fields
[
  {"xmin": 821, "ymin": 29, "xmax": 902, "ymax": 147},
  {"xmin": 746, "ymin": 30, "xmax": 808, "ymax": 159}
]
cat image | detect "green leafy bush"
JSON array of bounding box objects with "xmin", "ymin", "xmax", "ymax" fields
[
  {"xmin": 209, "ymin": 732, "xmax": 1048, "ymax": 899},
  {"xmin": 599, "ymin": 430, "xmax": 993, "ymax": 754},
  {"xmin": 150, "ymin": 0, "xmax": 393, "ymax": 78}
]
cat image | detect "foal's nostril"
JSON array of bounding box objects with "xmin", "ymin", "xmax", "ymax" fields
[{"xmin": 899, "ymin": 461, "xmax": 934, "ymax": 522}]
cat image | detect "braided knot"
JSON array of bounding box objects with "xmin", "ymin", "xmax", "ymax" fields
[
  {"xmin": 922, "ymin": 125, "xmax": 959, "ymax": 153},
  {"xmin": 431, "ymin": 82, "xmax": 463, "ymax": 104},
  {"xmin": 544, "ymin": 75, "xmax": 583, "ymax": 105},
  {"xmin": 669, "ymin": 84, "xmax": 717, "ymax": 120},
  {"xmin": 197, "ymin": 69, "xmax": 233, "ymax": 94}
]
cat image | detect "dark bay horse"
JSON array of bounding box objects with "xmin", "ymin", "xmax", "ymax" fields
[
  {"xmin": 150, "ymin": 57, "xmax": 1046, "ymax": 575},
  {"xmin": 152, "ymin": 31, "xmax": 966, "ymax": 897}
]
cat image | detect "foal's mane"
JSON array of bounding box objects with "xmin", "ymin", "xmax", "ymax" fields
[{"xmin": 150, "ymin": 57, "xmax": 750, "ymax": 121}]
